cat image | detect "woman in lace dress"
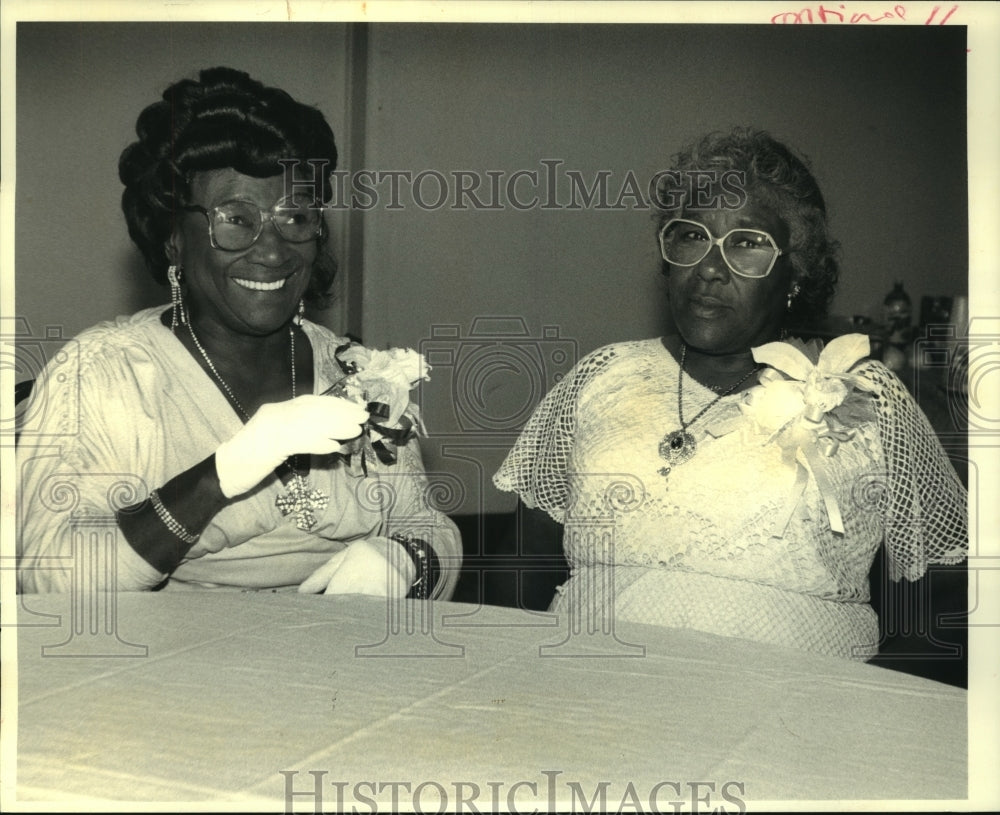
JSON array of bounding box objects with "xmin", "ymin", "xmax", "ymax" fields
[
  {"xmin": 18, "ymin": 67, "xmax": 461, "ymax": 597},
  {"xmin": 494, "ymin": 128, "xmax": 967, "ymax": 662}
]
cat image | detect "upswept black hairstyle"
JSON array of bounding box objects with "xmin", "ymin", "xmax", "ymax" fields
[
  {"xmin": 653, "ymin": 127, "xmax": 839, "ymax": 326},
  {"xmin": 119, "ymin": 66, "xmax": 339, "ymax": 306}
]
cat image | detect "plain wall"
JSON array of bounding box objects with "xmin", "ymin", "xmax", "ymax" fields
[{"xmin": 13, "ymin": 23, "xmax": 967, "ymax": 515}]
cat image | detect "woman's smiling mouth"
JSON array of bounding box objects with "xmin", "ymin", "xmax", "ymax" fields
[{"xmin": 232, "ymin": 275, "xmax": 291, "ymax": 292}]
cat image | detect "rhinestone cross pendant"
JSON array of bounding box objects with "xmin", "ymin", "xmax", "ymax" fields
[{"xmin": 275, "ymin": 474, "xmax": 329, "ymax": 531}]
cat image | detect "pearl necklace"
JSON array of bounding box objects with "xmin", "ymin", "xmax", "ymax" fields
[
  {"xmin": 185, "ymin": 321, "xmax": 329, "ymax": 531},
  {"xmin": 657, "ymin": 343, "xmax": 759, "ymax": 477}
]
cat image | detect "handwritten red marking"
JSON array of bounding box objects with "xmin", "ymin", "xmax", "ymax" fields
[{"xmin": 772, "ymin": 3, "xmax": 958, "ymax": 24}]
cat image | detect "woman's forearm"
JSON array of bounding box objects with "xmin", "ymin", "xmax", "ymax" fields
[{"xmin": 116, "ymin": 454, "xmax": 228, "ymax": 574}]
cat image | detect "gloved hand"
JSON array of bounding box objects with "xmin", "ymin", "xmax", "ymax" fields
[
  {"xmin": 215, "ymin": 394, "xmax": 368, "ymax": 498},
  {"xmin": 298, "ymin": 537, "xmax": 416, "ymax": 598}
]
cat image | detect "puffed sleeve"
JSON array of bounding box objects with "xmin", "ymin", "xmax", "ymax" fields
[
  {"xmin": 17, "ymin": 326, "xmax": 166, "ymax": 593},
  {"xmin": 493, "ymin": 345, "xmax": 614, "ymax": 523},
  {"xmin": 859, "ymin": 360, "xmax": 968, "ymax": 581}
]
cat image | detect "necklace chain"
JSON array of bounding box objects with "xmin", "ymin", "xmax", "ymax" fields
[
  {"xmin": 186, "ymin": 321, "xmax": 301, "ymax": 478},
  {"xmin": 185, "ymin": 322, "xmax": 295, "ymax": 421},
  {"xmin": 183, "ymin": 319, "xmax": 327, "ymax": 531},
  {"xmin": 677, "ymin": 343, "xmax": 759, "ymax": 431},
  {"xmin": 658, "ymin": 343, "xmax": 759, "ymax": 476}
]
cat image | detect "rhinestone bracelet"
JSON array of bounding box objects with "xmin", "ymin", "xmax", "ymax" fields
[{"xmin": 149, "ymin": 489, "xmax": 199, "ymax": 545}]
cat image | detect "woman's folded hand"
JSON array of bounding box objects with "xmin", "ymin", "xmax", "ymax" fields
[
  {"xmin": 297, "ymin": 536, "xmax": 416, "ymax": 597},
  {"xmin": 215, "ymin": 395, "xmax": 369, "ymax": 498}
]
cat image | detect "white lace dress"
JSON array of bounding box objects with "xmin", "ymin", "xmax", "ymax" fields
[{"xmin": 494, "ymin": 339, "xmax": 967, "ymax": 660}]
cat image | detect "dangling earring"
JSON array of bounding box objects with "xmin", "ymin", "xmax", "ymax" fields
[
  {"xmin": 786, "ymin": 283, "xmax": 801, "ymax": 312},
  {"xmin": 167, "ymin": 265, "xmax": 187, "ymax": 330},
  {"xmin": 296, "ymin": 298, "xmax": 306, "ymax": 326}
]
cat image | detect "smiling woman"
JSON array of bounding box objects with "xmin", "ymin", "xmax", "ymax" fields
[
  {"xmin": 172, "ymin": 170, "xmax": 320, "ymax": 350},
  {"xmin": 16, "ymin": 67, "xmax": 461, "ymax": 598},
  {"xmin": 494, "ymin": 127, "xmax": 967, "ymax": 664}
]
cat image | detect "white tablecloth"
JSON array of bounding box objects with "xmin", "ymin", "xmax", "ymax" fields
[{"xmin": 11, "ymin": 592, "xmax": 968, "ymax": 809}]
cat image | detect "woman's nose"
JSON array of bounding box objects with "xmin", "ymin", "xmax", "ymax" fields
[
  {"xmin": 696, "ymin": 243, "xmax": 729, "ymax": 281},
  {"xmin": 249, "ymin": 220, "xmax": 293, "ymax": 264}
]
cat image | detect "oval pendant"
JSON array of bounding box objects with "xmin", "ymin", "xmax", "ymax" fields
[{"xmin": 658, "ymin": 429, "xmax": 697, "ymax": 465}]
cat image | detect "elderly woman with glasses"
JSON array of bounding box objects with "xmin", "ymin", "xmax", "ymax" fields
[
  {"xmin": 495, "ymin": 127, "xmax": 967, "ymax": 663},
  {"xmin": 18, "ymin": 67, "xmax": 461, "ymax": 597}
]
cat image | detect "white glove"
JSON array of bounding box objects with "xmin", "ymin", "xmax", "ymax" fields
[
  {"xmin": 298, "ymin": 537, "xmax": 416, "ymax": 598},
  {"xmin": 215, "ymin": 394, "xmax": 368, "ymax": 498}
]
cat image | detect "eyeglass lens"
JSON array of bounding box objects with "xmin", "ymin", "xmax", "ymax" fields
[
  {"xmin": 208, "ymin": 198, "xmax": 322, "ymax": 250},
  {"xmin": 660, "ymin": 220, "xmax": 778, "ymax": 278}
]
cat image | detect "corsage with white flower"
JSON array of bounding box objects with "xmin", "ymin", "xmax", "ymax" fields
[
  {"xmin": 324, "ymin": 343, "xmax": 430, "ymax": 472},
  {"xmin": 739, "ymin": 333, "xmax": 877, "ymax": 535}
]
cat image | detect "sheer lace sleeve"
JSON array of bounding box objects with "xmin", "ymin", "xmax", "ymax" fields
[
  {"xmin": 493, "ymin": 345, "xmax": 620, "ymax": 523},
  {"xmin": 859, "ymin": 360, "xmax": 968, "ymax": 581}
]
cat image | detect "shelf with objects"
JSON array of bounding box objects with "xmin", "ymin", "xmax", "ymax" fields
[{"xmin": 786, "ymin": 313, "xmax": 890, "ymax": 361}]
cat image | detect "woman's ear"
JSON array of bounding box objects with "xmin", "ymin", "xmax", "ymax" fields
[
  {"xmin": 164, "ymin": 233, "xmax": 181, "ymax": 267},
  {"xmin": 791, "ymin": 267, "xmax": 809, "ymax": 296}
]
